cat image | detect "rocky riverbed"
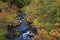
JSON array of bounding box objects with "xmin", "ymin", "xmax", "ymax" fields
[{"xmin": 5, "ymin": 11, "xmax": 37, "ymax": 40}]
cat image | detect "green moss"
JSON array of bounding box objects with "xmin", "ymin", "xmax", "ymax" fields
[
  {"xmin": 0, "ymin": 28, "xmax": 6, "ymax": 40},
  {"xmin": 0, "ymin": 1, "xmax": 8, "ymax": 9},
  {"xmin": 45, "ymin": 22, "xmax": 54, "ymax": 32}
]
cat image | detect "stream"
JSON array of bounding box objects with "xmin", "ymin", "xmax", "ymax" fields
[{"xmin": 6, "ymin": 11, "xmax": 36, "ymax": 40}]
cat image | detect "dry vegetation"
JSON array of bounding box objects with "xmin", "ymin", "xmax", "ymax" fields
[{"xmin": 0, "ymin": 0, "xmax": 60, "ymax": 40}]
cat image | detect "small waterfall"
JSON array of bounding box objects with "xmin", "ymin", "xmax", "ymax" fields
[{"xmin": 6, "ymin": 11, "xmax": 36, "ymax": 40}]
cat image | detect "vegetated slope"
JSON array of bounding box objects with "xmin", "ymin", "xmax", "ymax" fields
[
  {"xmin": 0, "ymin": 0, "xmax": 60, "ymax": 40},
  {"xmin": 22, "ymin": 0, "xmax": 60, "ymax": 40}
]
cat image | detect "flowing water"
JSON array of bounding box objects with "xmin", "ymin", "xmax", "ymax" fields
[{"xmin": 6, "ymin": 11, "xmax": 35, "ymax": 40}]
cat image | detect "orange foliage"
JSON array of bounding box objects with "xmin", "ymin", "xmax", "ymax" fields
[
  {"xmin": 33, "ymin": 29, "xmax": 53, "ymax": 40},
  {"xmin": 32, "ymin": 28, "xmax": 60, "ymax": 40},
  {"xmin": 50, "ymin": 29, "xmax": 60, "ymax": 38}
]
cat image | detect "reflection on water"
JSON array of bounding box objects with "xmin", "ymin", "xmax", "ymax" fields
[{"xmin": 6, "ymin": 11, "xmax": 35, "ymax": 40}]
